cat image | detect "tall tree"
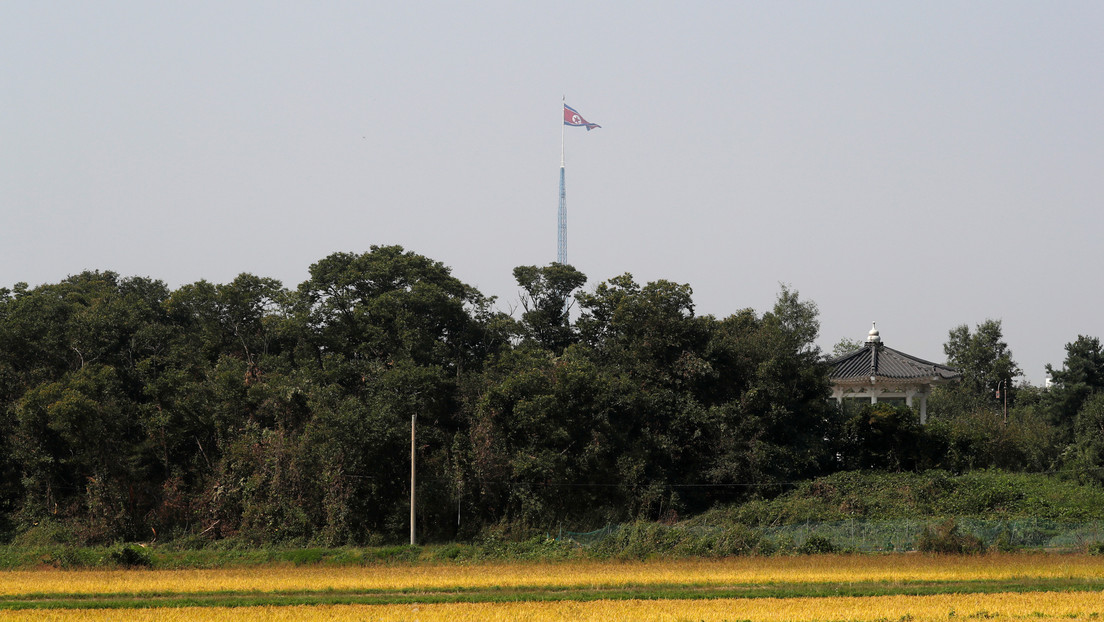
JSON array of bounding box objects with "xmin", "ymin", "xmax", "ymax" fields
[
  {"xmin": 1045, "ymin": 335, "xmax": 1104, "ymax": 441},
  {"xmin": 1072, "ymin": 392, "xmax": 1104, "ymax": 482},
  {"xmin": 942, "ymin": 319, "xmax": 1021, "ymax": 410},
  {"xmin": 290, "ymin": 246, "xmax": 502, "ymax": 540},
  {"xmin": 1049, "ymin": 336, "xmax": 1104, "ymax": 389},
  {"xmin": 512, "ymin": 263, "xmax": 586, "ymax": 354},
  {"xmin": 298, "ymin": 246, "xmax": 492, "ymax": 375},
  {"xmin": 713, "ymin": 287, "xmax": 834, "ymax": 483},
  {"xmin": 463, "ymin": 345, "xmax": 622, "ymax": 528},
  {"xmin": 573, "ymin": 274, "xmax": 714, "ymax": 517}
]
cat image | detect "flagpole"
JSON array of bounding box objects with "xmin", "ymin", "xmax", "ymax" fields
[{"xmin": 557, "ymin": 96, "xmax": 567, "ymax": 264}]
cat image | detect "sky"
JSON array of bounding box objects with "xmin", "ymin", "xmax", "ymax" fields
[{"xmin": 2, "ymin": 2, "xmax": 1102, "ymax": 384}]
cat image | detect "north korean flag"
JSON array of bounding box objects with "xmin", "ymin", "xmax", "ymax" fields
[{"xmin": 564, "ymin": 104, "xmax": 601, "ymax": 131}]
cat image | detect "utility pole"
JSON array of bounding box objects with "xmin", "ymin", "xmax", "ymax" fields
[{"xmin": 410, "ymin": 413, "xmax": 416, "ymax": 546}]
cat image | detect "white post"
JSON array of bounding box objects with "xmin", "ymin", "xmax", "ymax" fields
[{"xmin": 410, "ymin": 413, "xmax": 416, "ymax": 546}]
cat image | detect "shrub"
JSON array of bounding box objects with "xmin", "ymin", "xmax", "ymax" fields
[
  {"xmin": 40, "ymin": 548, "xmax": 102, "ymax": 569},
  {"xmin": 12, "ymin": 520, "xmax": 78, "ymax": 547},
  {"xmin": 278, "ymin": 548, "xmax": 326, "ymax": 565},
  {"xmin": 110, "ymin": 545, "xmax": 153, "ymax": 568},
  {"xmin": 590, "ymin": 521, "xmax": 760, "ymax": 559},
  {"xmin": 431, "ymin": 543, "xmax": 481, "ymax": 561},
  {"xmin": 917, "ymin": 519, "xmax": 983, "ymax": 554},
  {"xmin": 990, "ymin": 527, "xmax": 1019, "ymax": 553},
  {"xmin": 592, "ymin": 521, "xmax": 678, "ymax": 559},
  {"xmin": 798, "ymin": 534, "xmax": 839, "ymax": 554}
]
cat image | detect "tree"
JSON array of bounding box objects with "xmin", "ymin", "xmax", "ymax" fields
[
  {"xmin": 839, "ymin": 403, "xmax": 927, "ymax": 471},
  {"xmin": 942, "ymin": 319, "xmax": 1021, "ymax": 411},
  {"xmin": 1045, "ymin": 335, "xmax": 1104, "ymax": 436},
  {"xmin": 572, "ymin": 274, "xmax": 717, "ymax": 518},
  {"xmin": 576, "ymin": 274, "xmax": 708, "ymax": 382},
  {"xmin": 1068, "ymin": 392, "xmax": 1104, "ymax": 483},
  {"xmin": 462, "ymin": 345, "xmax": 622, "ymax": 528},
  {"xmin": 298, "ymin": 246, "xmax": 492, "ymax": 374},
  {"xmin": 728, "ymin": 287, "xmax": 834, "ymax": 481},
  {"xmin": 12, "ymin": 364, "xmax": 141, "ymax": 540},
  {"xmin": 831, "ymin": 337, "xmax": 865, "ymax": 358},
  {"xmin": 768, "ymin": 285, "xmax": 821, "ymax": 353},
  {"xmin": 925, "ymin": 401, "xmax": 1059, "ymax": 473},
  {"xmin": 1048, "ymin": 336, "xmax": 1104, "ymax": 390},
  {"xmin": 291, "ymin": 247, "xmax": 502, "ymax": 541},
  {"xmin": 512, "ymin": 263, "xmax": 586, "ymax": 354}
]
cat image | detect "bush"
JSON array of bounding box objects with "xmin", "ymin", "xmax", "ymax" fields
[
  {"xmin": 277, "ymin": 548, "xmax": 325, "ymax": 565},
  {"xmin": 40, "ymin": 548, "xmax": 103, "ymax": 569},
  {"xmin": 694, "ymin": 470, "xmax": 1104, "ymax": 526},
  {"xmin": 162, "ymin": 533, "xmax": 213, "ymax": 551},
  {"xmin": 797, "ymin": 534, "xmax": 839, "ymax": 554},
  {"xmin": 12, "ymin": 520, "xmax": 79, "ymax": 547},
  {"xmin": 917, "ymin": 519, "xmax": 983, "ymax": 554},
  {"xmin": 364, "ymin": 545, "xmax": 420, "ymax": 563},
  {"xmin": 110, "ymin": 545, "xmax": 153, "ymax": 568},
  {"xmin": 591, "ymin": 522, "xmax": 676, "ymax": 559},
  {"xmin": 590, "ymin": 521, "xmax": 760, "ymax": 559},
  {"xmin": 431, "ymin": 543, "xmax": 481, "ymax": 561},
  {"xmin": 990, "ymin": 527, "xmax": 1019, "ymax": 553}
]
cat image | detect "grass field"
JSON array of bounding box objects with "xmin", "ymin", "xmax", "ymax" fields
[{"xmin": 1, "ymin": 553, "xmax": 1102, "ymax": 620}]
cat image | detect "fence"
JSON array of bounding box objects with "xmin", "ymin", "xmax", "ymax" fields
[
  {"xmin": 558, "ymin": 518, "xmax": 1104, "ymax": 553},
  {"xmin": 557, "ymin": 525, "xmax": 618, "ymax": 546},
  {"xmin": 765, "ymin": 518, "xmax": 1104, "ymax": 552}
]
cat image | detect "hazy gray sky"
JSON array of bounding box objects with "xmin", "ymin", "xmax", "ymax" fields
[{"xmin": 3, "ymin": 2, "xmax": 1102, "ymax": 383}]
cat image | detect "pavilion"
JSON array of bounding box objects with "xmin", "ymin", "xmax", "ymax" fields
[{"xmin": 827, "ymin": 323, "xmax": 961, "ymax": 424}]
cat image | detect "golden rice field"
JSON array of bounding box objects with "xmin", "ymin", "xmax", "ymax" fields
[
  {"xmin": 1, "ymin": 553, "xmax": 1101, "ymax": 595},
  {"xmin": 4, "ymin": 592, "xmax": 1104, "ymax": 622},
  {"xmin": 1, "ymin": 554, "xmax": 1102, "ymax": 621}
]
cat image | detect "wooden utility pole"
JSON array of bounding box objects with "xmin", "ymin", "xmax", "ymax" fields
[{"xmin": 410, "ymin": 413, "xmax": 416, "ymax": 546}]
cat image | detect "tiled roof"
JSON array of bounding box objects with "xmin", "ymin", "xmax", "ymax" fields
[{"xmin": 828, "ymin": 343, "xmax": 961, "ymax": 382}]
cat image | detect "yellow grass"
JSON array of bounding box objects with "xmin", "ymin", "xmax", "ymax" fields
[
  {"xmin": 1, "ymin": 554, "xmax": 1101, "ymax": 597},
  {"xmin": 2, "ymin": 591, "xmax": 1104, "ymax": 621}
]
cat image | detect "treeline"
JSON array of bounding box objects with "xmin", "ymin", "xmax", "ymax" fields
[
  {"xmin": 0, "ymin": 245, "xmax": 1101, "ymax": 546},
  {"xmin": 842, "ymin": 320, "xmax": 1104, "ymax": 480}
]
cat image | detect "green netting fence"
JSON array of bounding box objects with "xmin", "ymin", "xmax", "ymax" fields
[
  {"xmin": 557, "ymin": 525, "xmax": 619, "ymax": 546},
  {"xmin": 557, "ymin": 518, "xmax": 1104, "ymax": 552}
]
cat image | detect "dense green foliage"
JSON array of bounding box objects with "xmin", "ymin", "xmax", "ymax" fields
[
  {"xmin": 1, "ymin": 247, "xmax": 1102, "ymax": 547},
  {"xmin": 0, "ymin": 249, "xmax": 838, "ymax": 545},
  {"xmin": 695, "ymin": 470, "xmax": 1104, "ymax": 526}
]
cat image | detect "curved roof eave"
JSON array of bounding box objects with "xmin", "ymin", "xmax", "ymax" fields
[{"xmin": 828, "ymin": 344, "xmax": 961, "ymax": 382}]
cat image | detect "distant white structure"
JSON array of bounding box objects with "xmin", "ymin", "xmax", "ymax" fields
[{"xmin": 827, "ymin": 323, "xmax": 962, "ymax": 424}]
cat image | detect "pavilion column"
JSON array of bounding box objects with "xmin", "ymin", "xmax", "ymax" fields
[{"xmin": 920, "ymin": 393, "xmax": 929, "ymax": 425}]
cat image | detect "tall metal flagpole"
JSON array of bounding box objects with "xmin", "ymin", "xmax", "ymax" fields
[{"xmin": 557, "ymin": 96, "xmax": 567, "ymax": 265}]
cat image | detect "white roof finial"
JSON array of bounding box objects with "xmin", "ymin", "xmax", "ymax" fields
[{"xmin": 867, "ymin": 321, "xmax": 881, "ymax": 343}]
